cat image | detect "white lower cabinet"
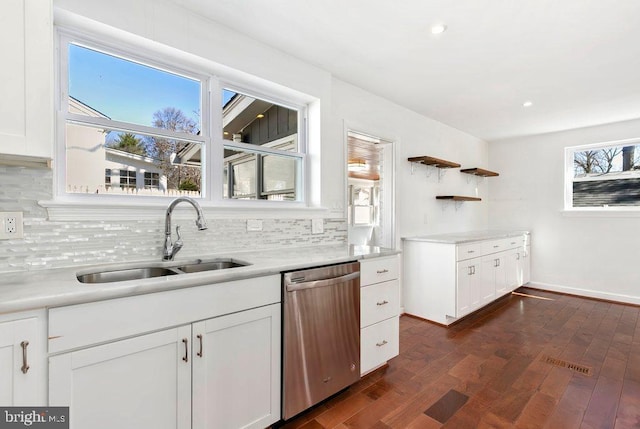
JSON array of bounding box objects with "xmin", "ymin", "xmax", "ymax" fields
[
  {"xmin": 0, "ymin": 312, "xmax": 46, "ymax": 406},
  {"xmin": 192, "ymin": 304, "xmax": 280, "ymax": 429},
  {"xmin": 48, "ymin": 275, "xmax": 281, "ymax": 429},
  {"xmin": 404, "ymin": 232, "xmax": 531, "ymax": 325},
  {"xmin": 456, "ymin": 258, "xmax": 482, "ymax": 317},
  {"xmin": 49, "ymin": 326, "xmax": 192, "ymax": 429}
]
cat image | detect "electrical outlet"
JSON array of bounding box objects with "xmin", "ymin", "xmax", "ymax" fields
[
  {"xmin": 247, "ymin": 219, "xmax": 263, "ymax": 232},
  {"xmin": 311, "ymin": 218, "xmax": 324, "ymax": 234},
  {"xmin": 0, "ymin": 211, "xmax": 24, "ymax": 240}
]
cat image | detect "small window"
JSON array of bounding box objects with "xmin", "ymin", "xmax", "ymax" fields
[
  {"xmin": 221, "ymin": 88, "xmax": 304, "ymax": 201},
  {"xmin": 566, "ymin": 139, "xmax": 640, "ymax": 209}
]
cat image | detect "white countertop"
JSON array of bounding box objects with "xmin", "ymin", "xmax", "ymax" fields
[
  {"xmin": 0, "ymin": 244, "xmax": 398, "ymax": 315},
  {"xmin": 402, "ymin": 229, "xmax": 530, "ymax": 244}
]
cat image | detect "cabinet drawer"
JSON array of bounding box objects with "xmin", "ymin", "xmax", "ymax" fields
[
  {"xmin": 361, "ymin": 280, "xmax": 399, "ymax": 328},
  {"xmin": 504, "ymin": 236, "xmax": 525, "ymax": 249},
  {"xmin": 456, "ymin": 242, "xmax": 482, "ymax": 261},
  {"xmin": 360, "ymin": 316, "xmax": 399, "ymax": 375},
  {"xmin": 360, "ymin": 256, "xmax": 399, "ymax": 286},
  {"xmin": 482, "ymin": 238, "xmax": 512, "ymax": 254}
]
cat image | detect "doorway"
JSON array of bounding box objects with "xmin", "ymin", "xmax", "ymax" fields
[{"xmin": 346, "ymin": 130, "xmax": 395, "ymax": 249}]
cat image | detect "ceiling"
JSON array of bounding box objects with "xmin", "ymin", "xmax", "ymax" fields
[{"xmin": 173, "ymin": 0, "xmax": 640, "ymax": 142}]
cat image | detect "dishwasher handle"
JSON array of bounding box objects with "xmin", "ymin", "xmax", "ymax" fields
[{"xmin": 286, "ymin": 271, "xmax": 360, "ymax": 292}]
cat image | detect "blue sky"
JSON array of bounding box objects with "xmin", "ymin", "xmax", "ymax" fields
[{"xmin": 69, "ymin": 44, "xmax": 203, "ymax": 130}]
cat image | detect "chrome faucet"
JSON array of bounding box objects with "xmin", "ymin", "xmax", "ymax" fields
[{"xmin": 163, "ymin": 197, "xmax": 208, "ymax": 261}]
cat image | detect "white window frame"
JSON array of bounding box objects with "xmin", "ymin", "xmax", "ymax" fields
[
  {"xmin": 564, "ymin": 137, "xmax": 640, "ymax": 214},
  {"xmin": 46, "ymin": 25, "xmax": 314, "ymax": 220}
]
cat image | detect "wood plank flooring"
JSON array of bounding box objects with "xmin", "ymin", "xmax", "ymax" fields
[{"xmin": 277, "ymin": 287, "xmax": 640, "ymax": 429}]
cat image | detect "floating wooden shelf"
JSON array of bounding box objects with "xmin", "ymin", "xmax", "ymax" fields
[
  {"xmin": 408, "ymin": 156, "xmax": 461, "ymax": 169},
  {"xmin": 436, "ymin": 196, "xmax": 482, "ymax": 202},
  {"xmin": 460, "ymin": 168, "xmax": 499, "ymax": 177}
]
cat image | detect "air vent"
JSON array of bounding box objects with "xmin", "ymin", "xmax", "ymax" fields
[{"xmin": 541, "ymin": 355, "xmax": 593, "ymax": 376}]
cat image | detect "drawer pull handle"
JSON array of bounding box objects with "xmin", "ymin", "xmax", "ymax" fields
[
  {"xmin": 493, "ymin": 245, "xmax": 499, "ymax": 248},
  {"xmin": 20, "ymin": 341, "xmax": 30, "ymax": 374},
  {"xmin": 468, "ymin": 250, "xmax": 475, "ymax": 253},
  {"xmin": 376, "ymin": 300, "xmax": 389, "ymax": 306},
  {"xmin": 376, "ymin": 340, "xmax": 388, "ymax": 347},
  {"xmin": 376, "ymin": 269, "xmax": 389, "ymax": 274},
  {"xmin": 197, "ymin": 334, "xmax": 203, "ymax": 358},
  {"xmin": 182, "ymin": 338, "xmax": 188, "ymax": 363}
]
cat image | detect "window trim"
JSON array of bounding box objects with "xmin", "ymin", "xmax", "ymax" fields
[
  {"xmin": 564, "ymin": 137, "xmax": 640, "ymax": 213},
  {"xmin": 49, "ymin": 25, "xmax": 313, "ymax": 217}
]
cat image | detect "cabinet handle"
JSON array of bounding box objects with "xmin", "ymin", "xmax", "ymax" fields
[
  {"xmin": 472, "ymin": 266, "xmax": 476, "ymax": 275},
  {"xmin": 182, "ymin": 338, "xmax": 188, "ymax": 363},
  {"xmin": 493, "ymin": 245, "xmax": 499, "ymax": 248},
  {"xmin": 20, "ymin": 341, "xmax": 30, "ymax": 374},
  {"xmin": 197, "ymin": 334, "xmax": 203, "ymax": 358},
  {"xmin": 376, "ymin": 269, "xmax": 389, "ymax": 274},
  {"xmin": 468, "ymin": 267, "xmax": 473, "ymax": 276},
  {"xmin": 376, "ymin": 340, "xmax": 388, "ymax": 347},
  {"xmin": 517, "ymin": 253, "xmax": 520, "ymax": 260},
  {"xmin": 376, "ymin": 300, "xmax": 389, "ymax": 306},
  {"xmin": 467, "ymin": 250, "xmax": 475, "ymax": 254}
]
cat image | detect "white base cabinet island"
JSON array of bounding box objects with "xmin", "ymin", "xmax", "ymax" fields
[
  {"xmin": 403, "ymin": 231, "xmax": 530, "ymax": 326},
  {"xmin": 48, "ymin": 275, "xmax": 281, "ymax": 429}
]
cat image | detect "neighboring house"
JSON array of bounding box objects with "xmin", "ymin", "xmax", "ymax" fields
[
  {"xmin": 573, "ymin": 173, "xmax": 640, "ymax": 207},
  {"xmin": 66, "ymin": 97, "xmax": 168, "ymax": 195}
]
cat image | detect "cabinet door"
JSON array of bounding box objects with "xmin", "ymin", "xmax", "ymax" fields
[
  {"xmin": 0, "ymin": 317, "xmax": 38, "ymax": 405},
  {"xmin": 192, "ymin": 303, "xmax": 281, "ymax": 429},
  {"xmin": 49, "ymin": 326, "xmax": 192, "ymax": 429},
  {"xmin": 0, "ymin": 0, "xmax": 53, "ymax": 159},
  {"xmin": 456, "ymin": 260, "xmax": 481, "ymax": 317},
  {"xmin": 493, "ymin": 253, "xmax": 509, "ymax": 297}
]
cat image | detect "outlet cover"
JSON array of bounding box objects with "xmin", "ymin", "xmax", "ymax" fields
[
  {"xmin": 311, "ymin": 218, "xmax": 324, "ymax": 234},
  {"xmin": 0, "ymin": 211, "xmax": 24, "ymax": 240},
  {"xmin": 247, "ymin": 219, "xmax": 263, "ymax": 232}
]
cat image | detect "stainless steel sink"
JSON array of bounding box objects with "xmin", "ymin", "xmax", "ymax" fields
[
  {"xmin": 175, "ymin": 259, "xmax": 250, "ymax": 273},
  {"xmin": 77, "ymin": 267, "xmax": 180, "ymax": 284},
  {"xmin": 77, "ymin": 258, "xmax": 251, "ymax": 283}
]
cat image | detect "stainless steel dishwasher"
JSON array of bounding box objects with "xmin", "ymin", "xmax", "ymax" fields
[{"xmin": 282, "ymin": 261, "xmax": 361, "ymax": 420}]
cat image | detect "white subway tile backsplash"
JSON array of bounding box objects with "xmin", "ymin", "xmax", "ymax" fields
[{"xmin": 0, "ymin": 165, "xmax": 347, "ymax": 273}]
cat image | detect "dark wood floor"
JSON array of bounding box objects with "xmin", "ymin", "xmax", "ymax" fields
[{"xmin": 279, "ymin": 287, "xmax": 640, "ymax": 429}]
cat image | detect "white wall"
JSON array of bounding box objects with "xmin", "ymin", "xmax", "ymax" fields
[
  {"xmin": 331, "ymin": 79, "xmax": 490, "ymax": 248},
  {"xmin": 488, "ymin": 118, "xmax": 640, "ymax": 304}
]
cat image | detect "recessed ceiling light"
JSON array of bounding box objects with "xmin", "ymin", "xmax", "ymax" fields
[
  {"xmin": 523, "ymin": 100, "xmax": 533, "ymax": 108},
  {"xmin": 431, "ymin": 24, "xmax": 447, "ymax": 35},
  {"xmin": 256, "ymin": 113, "xmax": 265, "ymax": 119}
]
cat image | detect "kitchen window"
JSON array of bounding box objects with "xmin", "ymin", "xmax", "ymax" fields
[
  {"xmin": 56, "ymin": 30, "xmax": 309, "ymax": 207},
  {"xmin": 565, "ymin": 138, "xmax": 640, "ymax": 210}
]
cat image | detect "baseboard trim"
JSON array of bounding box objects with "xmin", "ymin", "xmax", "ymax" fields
[{"xmin": 526, "ymin": 281, "xmax": 640, "ymax": 306}]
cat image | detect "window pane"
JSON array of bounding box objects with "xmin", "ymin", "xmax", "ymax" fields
[
  {"xmin": 222, "ymin": 89, "xmax": 298, "ymax": 151},
  {"xmin": 224, "ymin": 148, "xmax": 257, "ymax": 199},
  {"xmin": 262, "ymin": 154, "xmax": 296, "ymax": 196},
  {"xmin": 65, "ymin": 123, "xmax": 201, "ymax": 197},
  {"xmin": 68, "ymin": 44, "xmax": 201, "ymax": 134},
  {"xmin": 571, "ymin": 143, "xmax": 640, "ymax": 207}
]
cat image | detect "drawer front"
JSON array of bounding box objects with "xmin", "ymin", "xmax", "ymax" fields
[
  {"xmin": 360, "ymin": 316, "xmax": 399, "ymax": 375},
  {"xmin": 504, "ymin": 236, "xmax": 525, "ymax": 249},
  {"xmin": 360, "ymin": 255, "xmax": 399, "ymax": 286},
  {"xmin": 361, "ymin": 280, "xmax": 399, "ymax": 328},
  {"xmin": 482, "ymin": 238, "xmax": 512, "ymax": 255},
  {"xmin": 456, "ymin": 242, "xmax": 483, "ymax": 261}
]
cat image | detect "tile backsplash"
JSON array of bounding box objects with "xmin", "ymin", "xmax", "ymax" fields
[{"xmin": 0, "ymin": 165, "xmax": 347, "ymax": 273}]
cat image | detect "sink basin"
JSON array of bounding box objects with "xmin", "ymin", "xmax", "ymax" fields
[
  {"xmin": 175, "ymin": 259, "xmax": 250, "ymax": 273},
  {"xmin": 77, "ymin": 258, "xmax": 251, "ymax": 284},
  {"xmin": 77, "ymin": 267, "xmax": 179, "ymax": 284}
]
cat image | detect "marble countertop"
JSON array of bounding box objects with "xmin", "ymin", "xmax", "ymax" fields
[
  {"xmin": 0, "ymin": 244, "xmax": 398, "ymax": 315},
  {"xmin": 402, "ymin": 229, "xmax": 530, "ymax": 244}
]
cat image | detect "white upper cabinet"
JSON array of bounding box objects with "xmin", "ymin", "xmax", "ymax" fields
[{"xmin": 0, "ymin": 0, "xmax": 53, "ymax": 162}]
